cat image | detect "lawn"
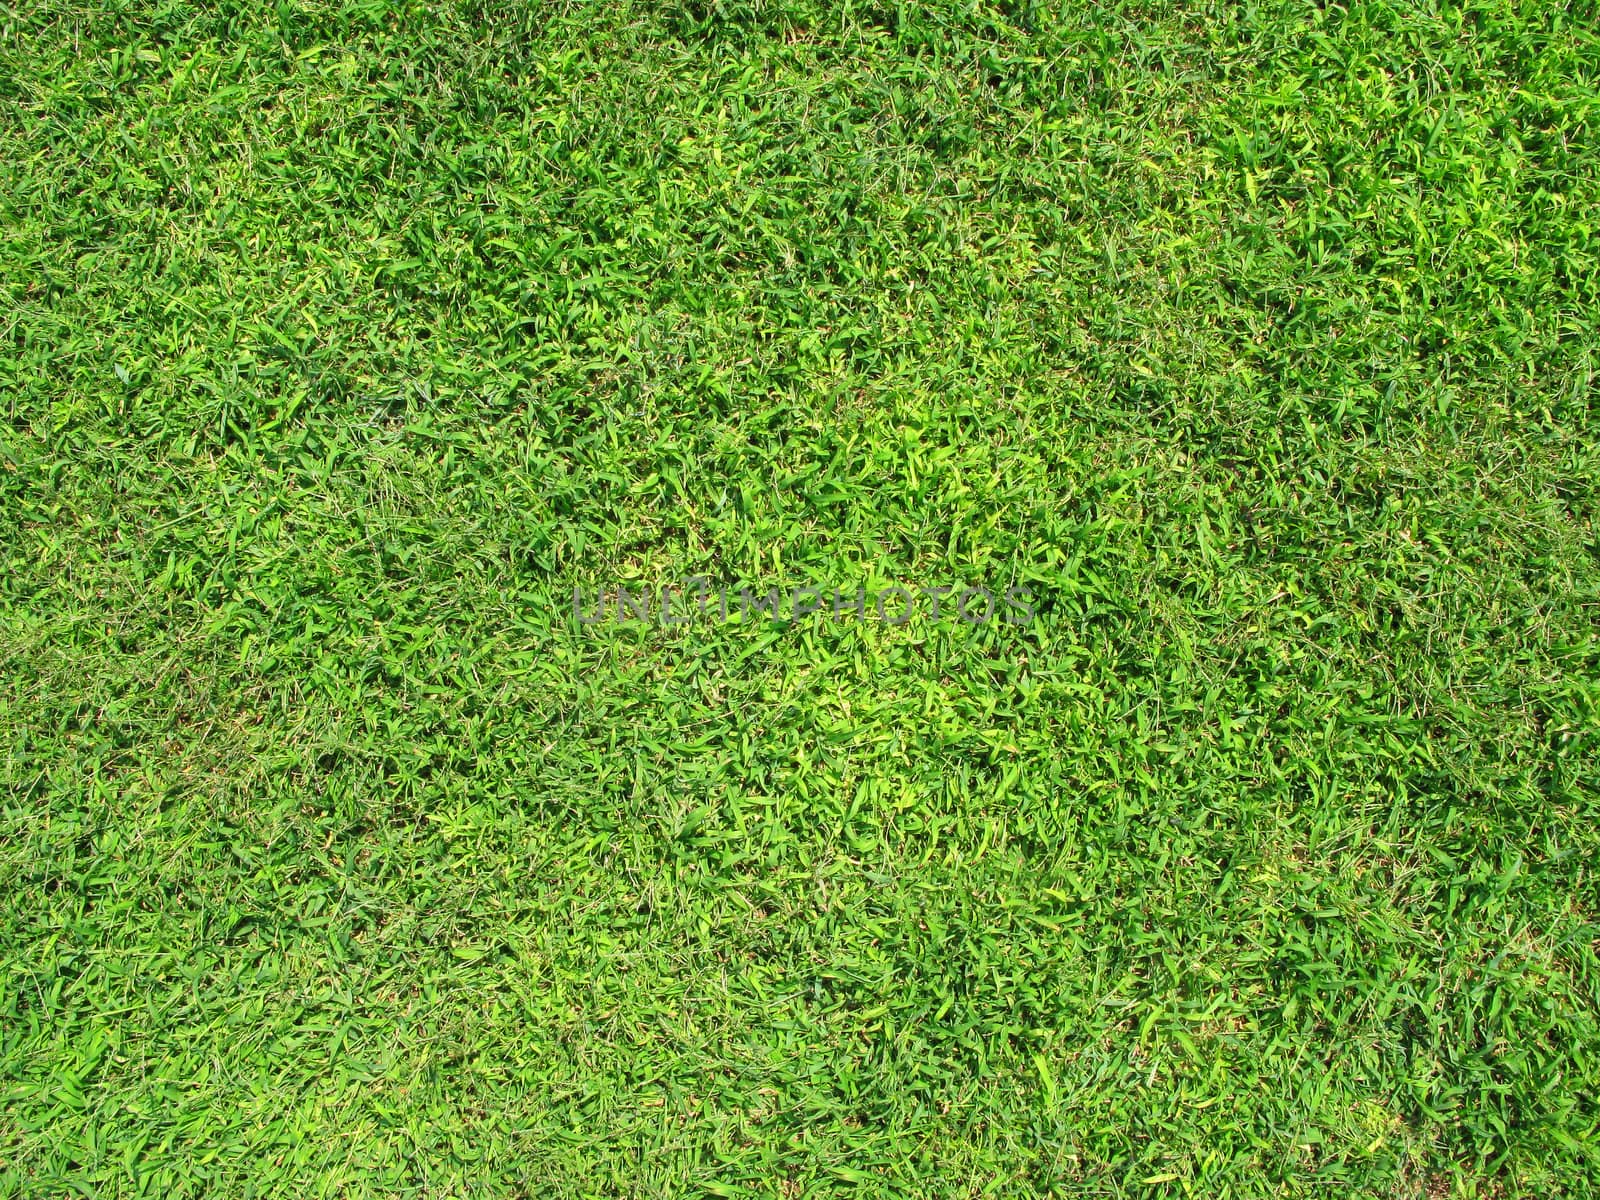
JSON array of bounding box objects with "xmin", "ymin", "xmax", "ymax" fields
[{"xmin": 2, "ymin": 0, "xmax": 1598, "ymax": 1195}]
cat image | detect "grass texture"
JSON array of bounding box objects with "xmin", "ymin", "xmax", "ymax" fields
[{"xmin": 2, "ymin": 0, "xmax": 1599, "ymax": 1195}]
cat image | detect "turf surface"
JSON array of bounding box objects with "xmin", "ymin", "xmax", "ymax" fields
[{"xmin": 2, "ymin": 0, "xmax": 1599, "ymax": 1195}]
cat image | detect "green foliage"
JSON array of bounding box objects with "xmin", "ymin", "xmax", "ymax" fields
[{"xmin": 2, "ymin": 0, "xmax": 1598, "ymax": 1194}]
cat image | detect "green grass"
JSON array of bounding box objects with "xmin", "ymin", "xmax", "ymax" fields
[{"xmin": 2, "ymin": 0, "xmax": 1599, "ymax": 1194}]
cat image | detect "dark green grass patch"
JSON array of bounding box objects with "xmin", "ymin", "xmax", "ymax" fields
[{"xmin": 2, "ymin": 0, "xmax": 1598, "ymax": 1195}]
